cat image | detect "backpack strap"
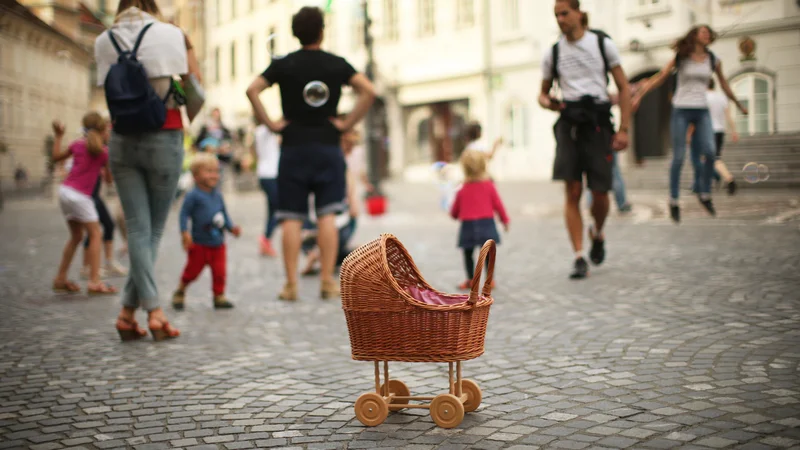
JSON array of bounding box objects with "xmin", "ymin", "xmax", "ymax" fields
[
  {"xmin": 551, "ymin": 42, "xmax": 560, "ymax": 82},
  {"xmin": 131, "ymin": 23, "xmax": 155, "ymax": 59},
  {"xmin": 708, "ymin": 51, "xmax": 717, "ymax": 73},
  {"xmin": 107, "ymin": 30, "xmax": 125, "ymax": 56},
  {"xmin": 592, "ymin": 30, "xmax": 610, "ymax": 85}
]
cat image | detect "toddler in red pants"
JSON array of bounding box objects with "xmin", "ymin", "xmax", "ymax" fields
[{"xmin": 172, "ymin": 153, "xmax": 241, "ymax": 310}]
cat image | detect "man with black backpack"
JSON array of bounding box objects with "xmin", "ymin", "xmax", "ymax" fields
[{"xmin": 539, "ymin": 0, "xmax": 632, "ymax": 279}]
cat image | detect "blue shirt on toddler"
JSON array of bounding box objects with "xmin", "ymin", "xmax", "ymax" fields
[{"xmin": 179, "ymin": 188, "xmax": 234, "ymax": 247}]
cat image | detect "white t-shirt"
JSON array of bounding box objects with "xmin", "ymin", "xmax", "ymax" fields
[
  {"xmin": 254, "ymin": 125, "xmax": 280, "ymax": 178},
  {"xmin": 672, "ymin": 56, "xmax": 717, "ymax": 109},
  {"xmin": 541, "ymin": 31, "xmax": 621, "ymax": 103},
  {"xmin": 94, "ymin": 8, "xmax": 188, "ymax": 108},
  {"xmin": 465, "ymin": 140, "xmax": 490, "ymax": 154},
  {"xmin": 706, "ymin": 91, "xmax": 728, "ymax": 133}
]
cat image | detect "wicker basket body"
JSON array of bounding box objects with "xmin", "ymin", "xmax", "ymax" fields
[{"xmin": 341, "ymin": 234, "xmax": 495, "ymax": 363}]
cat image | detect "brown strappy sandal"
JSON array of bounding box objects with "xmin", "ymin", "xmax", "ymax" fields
[
  {"xmin": 116, "ymin": 317, "xmax": 148, "ymax": 342},
  {"xmin": 53, "ymin": 280, "xmax": 81, "ymax": 293},
  {"xmin": 148, "ymin": 319, "xmax": 180, "ymax": 342}
]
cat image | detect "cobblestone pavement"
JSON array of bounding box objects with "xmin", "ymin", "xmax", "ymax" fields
[{"xmin": 1, "ymin": 182, "xmax": 799, "ymax": 450}]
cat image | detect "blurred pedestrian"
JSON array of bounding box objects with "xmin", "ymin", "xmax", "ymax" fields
[
  {"xmin": 95, "ymin": 0, "xmax": 193, "ymax": 341},
  {"xmin": 50, "ymin": 115, "xmax": 118, "ymax": 296},
  {"xmin": 539, "ymin": 0, "xmax": 631, "ymax": 279},
  {"xmin": 450, "ymin": 149, "xmax": 509, "ymax": 290},
  {"xmin": 633, "ymin": 25, "xmax": 747, "ymax": 222},
  {"xmin": 253, "ymin": 116, "xmax": 281, "ymax": 257},
  {"xmin": 172, "ymin": 153, "xmax": 241, "ymax": 311},
  {"xmin": 246, "ymin": 6, "xmax": 375, "ymax": 300}
]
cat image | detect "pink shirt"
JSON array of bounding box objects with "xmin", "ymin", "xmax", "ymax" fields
[
  {"xmin": 450, "ymin": 180, "xmax": 509, "ymax": 224},
  {"xmin": 62, "ymin": 139, "xmax": 108, "ymax": 196}
]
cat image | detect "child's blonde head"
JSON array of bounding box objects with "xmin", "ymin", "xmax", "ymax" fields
[
  {"xmin": 190, "ymin": 152, "xmax": 219, "ymax": 175},
  {"xmin": 82, "ymin": 112, "xmax": 107, "ymax": 156},
  {"xmin": 460, "ymin": 149, "xmax": 488, "ymax": 182}
]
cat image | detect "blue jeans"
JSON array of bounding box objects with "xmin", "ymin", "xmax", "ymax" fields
[
  {"xmin": 691, "ymin": 132, "xmax": 722, "ymax": 191},
  {"xmin": 258, "ymin": 178, "xmax": 279, "ymax": 239},
  {"xmin": 586, "ymin": 152, "xmax": 628, "ymax": 210},
  {"xmin": 670, "ymin": 108, "xmax": 715, "ymax": 200},
  {"xmin": 109, "ymin": 130, "xmax": 183, "ymax": 311}
]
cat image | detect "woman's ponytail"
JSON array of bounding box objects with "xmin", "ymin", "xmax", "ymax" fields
[{"xmin": 82, "ymin": 112, "xmax": 107, "ymax": 156}]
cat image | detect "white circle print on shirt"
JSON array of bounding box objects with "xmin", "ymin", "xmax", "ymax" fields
[
  {"xmin": 212, "ymin": 212, "xmax": 225, "ymax": 229},
  {"xmin": 303, "ymin": 81, "xmax": 330, "ymax": 107}
]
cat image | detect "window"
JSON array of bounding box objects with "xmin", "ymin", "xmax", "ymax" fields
[
  {"xmin": 214, "ymin": 46, "xmax": 220, "ymax": 82},
  {"xmin": 352, "ymin": 7, "xmax": 364, "ymax": 50},
  {"xmin": 456, "ymin": 0, "xmax": 474, "ymax": 28},
  {"xmin": 231, "ymin": 0, "xmax": 236, "ymax": 19},
  {"xmin": 248, "ymin": 34, "xmax": 255, "ymax": 74},
  {"xmin": 215, "ymin": 0, "xmax": 221, "ymax": 25},
  {"xmin": 418, "ymin": 0, "xmax": 435, "ymax": 37},
  {"xmin": 230, "ymin": 42, "xmax": 236, "ymax": 78},
  {"xmin": 506, "ymin": 103, "xmax": 529, "ymax": 149},
  {"xmin": 383, "ymin": 0, "xmax": 398, "ymax": 41},
  {"xmin": 732, "ymin": 73, "xmax": 774, "ymax": 135},
  {"xmin": 325, "ymin": 12, "xmax": 336, "ymax": 51},
  {"xmin": 268, "ymin": 27, "xmax": 277, "ymax": 57},
  {"xmin": 502, "ymin": 0, "xmax": 520, "ymax": 31}
]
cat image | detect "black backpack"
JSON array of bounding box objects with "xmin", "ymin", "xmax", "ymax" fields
[
  {"xmin": 552, "ymin": 29, "xmax": 612, "ymax": 86},
  {"xmin": 104, "ymin": 23, "xmax": 170, "ymax": 135},
  {"xmin": 670, "ymin": 51, "xmax": 717, "ymax": 94}
]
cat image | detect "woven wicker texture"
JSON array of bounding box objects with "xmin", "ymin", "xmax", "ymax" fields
[{"xmin": 341, "ymin": 234, "xmax": 495, "ymax": 362}]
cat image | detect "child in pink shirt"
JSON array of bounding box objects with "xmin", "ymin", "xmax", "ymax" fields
[
  {"xmin": 51, "ymin": 113, "xmax": 117, "ymax": 295},
  {"xmin": 450, "ymin": 150, "xmax": 509, "ymax": 290}
]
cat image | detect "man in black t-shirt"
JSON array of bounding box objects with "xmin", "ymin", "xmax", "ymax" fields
[{"xmin": 246, "ymin": 6, "xmax": 375, "ymax": 301}]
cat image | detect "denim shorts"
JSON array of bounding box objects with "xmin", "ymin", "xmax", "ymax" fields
[{"xmin": 276, "ymin": 143, "xmax": 346, "ymax": 221}]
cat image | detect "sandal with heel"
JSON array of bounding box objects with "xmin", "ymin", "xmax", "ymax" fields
[
  {"xmin": 116, "ymin": 317, "xmax": 147, "ymax": 342},
  {"xmin": 149, "ymin": 319, "xmax": 180, "ymax": 342}
]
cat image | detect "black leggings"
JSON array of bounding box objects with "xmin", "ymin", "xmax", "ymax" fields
[
  {"xmin": 84, "ymin": 195, "xmax": 114, "ymax": 248},
  {"xmin": 462, "ymin": 247, "xmax": 489, "ymax": 280}
]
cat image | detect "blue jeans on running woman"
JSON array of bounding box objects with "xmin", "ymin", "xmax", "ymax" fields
[
  {"xmin": 670, "ymin": 108, "xmax": 715, "ymax": 200},
  {"xmin": 586, "ymin": 152, "xmax": 628, "ymax": 210},
  {"xmin": 109, "ymin": 130, "xmax": 183, "ymax": 312},
  {"xmin": 258, "ymin": 178, "xmax": 279, "ymax": 239}
]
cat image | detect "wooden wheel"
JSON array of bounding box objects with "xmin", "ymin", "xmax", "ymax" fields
[
  {"xmin": 354, "ymin": 392, "xmax": 388, "ymax": 427},
  {"xmin": 429, "ymin": 394, "xmax": 465, "ymax": 428},
  {"xmin": 380, "ymin": 379, "xmax": 410, "ymax": 412},
  {"xmin": 460, "ymin": 379, "xmax": 482, "ymax": 412}
]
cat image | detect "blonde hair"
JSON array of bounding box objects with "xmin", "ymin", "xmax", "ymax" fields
[
  {"xmin": 115, "ymin": 0, "xmax": 165, "ymax": 22},
  {"xmin": 460, "ymin": 149, "xmax": 488, "ymax": 182},
  {"xmin": 82, "ymin": 112, "xmax": 107, "ymax": 156},
  {"xmin": 190, "ymin": 153, "xmax": 219, "ymax": 174}
]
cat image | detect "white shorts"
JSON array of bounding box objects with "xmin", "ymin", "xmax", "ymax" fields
[{"xmin": 59, "ymin": 185, "xmax": 98, "ymax": 223}]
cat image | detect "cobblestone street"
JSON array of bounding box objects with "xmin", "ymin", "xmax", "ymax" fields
[{"xmin": 1, "ymin": 182, "xmax": 799, "ymax": 450}]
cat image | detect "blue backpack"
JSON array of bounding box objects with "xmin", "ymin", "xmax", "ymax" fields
[{"xmin": 104, "ymin": 23, "xmax": 169, "ymax": 134}]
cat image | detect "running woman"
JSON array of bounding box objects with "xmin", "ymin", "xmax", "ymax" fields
[
  {"xmin": 539, "ymin": 0, "xmax": 632, "ymax": 279},
  {"xmin": 633, "ymin": 25, "xmax": 747, "ymax": 222}
]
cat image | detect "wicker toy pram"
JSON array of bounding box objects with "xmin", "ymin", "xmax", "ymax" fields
[{"xmin": 341, "ymin": 234, "xmax": 495, "ymax": 428}]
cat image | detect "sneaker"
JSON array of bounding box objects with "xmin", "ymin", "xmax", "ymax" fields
[
  {"xmin": 569, "ymin": 257, "xmax": 589, "ymax": 280},
  {"xmin": 172, "ymin": 290, "xmax": 185, "ymax": 311},
  {"xmin": 213, "ymin": 295, "xmax": 234, "ymax": 309},
  {"xmin": 618, "ymin": 203, "xmax": 633, "ymax": 214},
  {"xmin": 699, "ymin": 197, "xmax": 716, "ymax": 216},
  {"xmin": 588, "ymin": 227, "xmax": 605, "ymax": 266},
  {"xmin": 727, "ymin": 180, "xmax": 737, "ymax": 196},
  {"xmin": 670, "ymin": 204, "xmax": 681, "ymax": 223},
  {"xmin": 105, "ymin": 260, "xmax": 128, "ymax": 277},
  {"xmin": 259, "ymin": 236, "xmax": 277, "ymax": 257}
]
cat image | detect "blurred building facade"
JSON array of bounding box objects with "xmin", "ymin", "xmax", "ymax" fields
[
  {"xmin": 204, "ymin": 0, "xmax": 800, "ymax": 182},
  {"xmin": 0, "ymin": 0, "xmax": 94, "ymax": 185}
]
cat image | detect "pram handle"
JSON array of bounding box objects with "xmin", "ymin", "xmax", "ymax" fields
[{"xmin": 468, "ymin": 239, "xmax": 496, "ymax": 305}]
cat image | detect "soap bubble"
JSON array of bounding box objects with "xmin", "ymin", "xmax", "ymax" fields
[
  {"xmin": 303, "ymin": 81, "xmax": 329, "ymax": 107},
  {"xmin": 742, "ymin": 162, "xmax": 759, "ymax": 183},
  {"xmin": 757, "ymin": 164, "xmax": 770, "ymax": 182}
]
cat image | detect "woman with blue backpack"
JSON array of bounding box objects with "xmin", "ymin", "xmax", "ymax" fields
[
  {"xmin": 95, "ymin": 0, "xmax": 202, "ymax": 341},
  {"xmin": 633, "ymin": 25, "xmax": 747, "ymax": 223}
]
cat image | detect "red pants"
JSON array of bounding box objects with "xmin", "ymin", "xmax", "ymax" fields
[{"xmin": 180, "ymin": 244, "xmax": 226, "ymax": 295}]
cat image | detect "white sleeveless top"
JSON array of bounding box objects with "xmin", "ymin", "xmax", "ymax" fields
[{"xmin": 672, "ymin": 56, "xmax": 715, "ymax": 109}]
